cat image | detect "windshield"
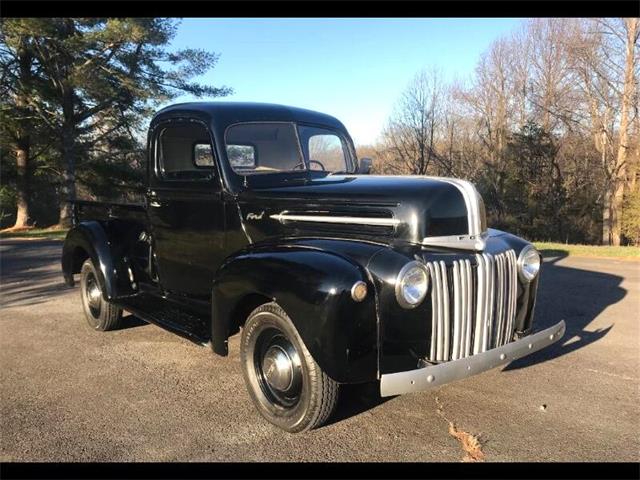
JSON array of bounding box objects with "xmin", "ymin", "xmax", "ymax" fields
[{"xmin": 225, "ymin": 122, "xmax": 353, "ymax": 175}]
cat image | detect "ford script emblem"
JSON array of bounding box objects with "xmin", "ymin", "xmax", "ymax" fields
[{"xmin": 247, "ymin": 211, "xmax": 265, "ymax": 220}]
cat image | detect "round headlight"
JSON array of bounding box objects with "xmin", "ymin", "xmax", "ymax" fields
[
  {"xmin": 518, "ymin": 245, "xmax": 541, "ymax": 282},
  {"xmin": 395, "ymin": 261, "xmax": 429, "ymax": 309}
]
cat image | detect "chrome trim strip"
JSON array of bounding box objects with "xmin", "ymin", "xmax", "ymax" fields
[
  {"xmin": 380, "ymin": 320, "xmax": 566, "ymax": 397},
  {"xmin": 421, "ymin": 233, "xmax": 487, "ymax": 251},
  {"xmin": 270, "ymin": 212, "xmax": 402, "ymax": 227},
  {"xmin": 436, "ymin": 178, "xmax": 483, "ymax": 236}
]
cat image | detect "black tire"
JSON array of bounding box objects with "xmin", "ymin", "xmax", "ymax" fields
[
  {"xmin": 240, "ymin": 302, "xmax": 339, "ymax": 433},
  {"xmin": 79, "ymin": 258, "xmax": 123, "ymax": 331}
]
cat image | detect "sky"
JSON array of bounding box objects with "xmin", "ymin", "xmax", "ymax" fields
[{"xmin": 167, "ymin": 18, "xmax": 523, "ymax": 145}]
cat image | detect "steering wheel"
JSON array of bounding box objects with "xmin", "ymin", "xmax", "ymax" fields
[{"xmin": 293, "ymin": 160, "xmax": 326, "ymax": 171}]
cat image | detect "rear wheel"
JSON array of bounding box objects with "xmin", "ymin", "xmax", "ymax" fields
[
  {"xmin": 80, "ymin": 258, "xmax": 122, "ymax": 331},
  {"xmin": 240, "ymin": 302, "xmax": 339, "ymax": 433}
]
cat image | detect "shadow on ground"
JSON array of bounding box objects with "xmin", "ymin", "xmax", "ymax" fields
[
  {"xmin": 0, "ymin": 240, "xmax": 73, "ymax": 308},
  {"xmin": 324, "ymin": 382, "xmax": 394, "ymax": 428},
  {"xmin": 503, "ymin": 253, "xmax": 625, "ymax": 371},
  {"xmin": 119, "ymin": 313, "xmax": 149, "ymax": 330}
]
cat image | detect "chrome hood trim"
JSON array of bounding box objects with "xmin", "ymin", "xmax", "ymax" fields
[
  {"xmin": 270, "ymin": 211, "xmax": 403, "ymax": 227},
  {"xmin": 421, "ymin": 233, "xmax": 487, "ymax": 251}
]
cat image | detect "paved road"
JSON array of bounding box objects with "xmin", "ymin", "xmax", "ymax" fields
[{"xmin": 1, "ymin": 239, "xmax": 638, "ymax": 462}]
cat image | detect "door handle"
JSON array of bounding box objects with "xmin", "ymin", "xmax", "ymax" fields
[{"xmin": 148, "ymin": 190, "xmax": 162, "ymax": 207}]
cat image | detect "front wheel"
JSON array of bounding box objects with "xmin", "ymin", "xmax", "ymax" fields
[
  {"xmin": 240, "ymin": 302, "xmax": 339, "ymax": 433},
  {"xmin": 80, "ymin": 258, "xmax": 123, "ymax": 331}
]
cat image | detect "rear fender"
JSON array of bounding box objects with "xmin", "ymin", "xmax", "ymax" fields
[{"xmin": 61, "ymin": 221, "xmax": 136, "ymax": 300}]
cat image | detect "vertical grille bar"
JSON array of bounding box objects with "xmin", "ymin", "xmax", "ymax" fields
[
  {"xmin": 428, "ymin": 263, "xmax": 439, "ymax": 361},
  {"xmin": 439, "ymin": 261, "xmax": 451, "ymax": 361},
  {"xmin": 505, "ymin": 249, "xmax": 518, "ymax": 343},
  {"xmin": 451, "ymin": 261, "xmax": 462, "ymax": 360},
  {"xmin": 427, "ymin": 249, "xmax": 519, "ymax": 363},
  {"xmin": 472, "ymin": 254, "xmax": 486, "ymax": 355},
  {"xmin": 494, "ymin": 254, "xmax": 506, "ymax": 347},
  {"xmin": 463, "ymin": 259, "xmax": 473, "ymax": 357}
]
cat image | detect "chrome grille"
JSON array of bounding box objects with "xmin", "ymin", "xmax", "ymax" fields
[{"xmin": 426, "ymin": 250, "xmax": 518, "ymax": 362}]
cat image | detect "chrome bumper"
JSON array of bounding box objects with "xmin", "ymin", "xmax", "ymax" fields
[{"xmin": 379, "ymin": 320, "xmax": 566, "ymax": 397}]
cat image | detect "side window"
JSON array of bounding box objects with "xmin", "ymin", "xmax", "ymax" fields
[
  {"xmin": 307, "ymin": 134, "xmax": 347, "ymax": 171},
  {"xmin": 157, "ymin": 122, "xmax": 216, "ymax": 181}
]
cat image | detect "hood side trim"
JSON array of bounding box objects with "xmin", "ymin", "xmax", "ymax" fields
[
  {"xmin": 270, "ymin": 212, "xmax": 402, "ymax": 227},
  {"xmin": 422, "ymin": 233, "xmax": 487, "ymax": 251}
]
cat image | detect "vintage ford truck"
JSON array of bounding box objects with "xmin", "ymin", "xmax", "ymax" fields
[{"xmin": 62, "ymin": 102, "xmax": 565, "ymax": 432}]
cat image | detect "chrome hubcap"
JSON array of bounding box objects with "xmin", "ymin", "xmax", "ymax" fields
[
  {"xmin": 262, "ymin": 345, "xmax": 294, "ymax": 392},
  {"xmin": 255, "ymin": 329, "xmax": 303, "ymax": 408},
  {"xmin": 84, "ymin": 271, "xmax": 102, "ymax": 319},
  {"xmin": 87, "ymin": 282, "xmax": 101, "ymax": 308}
]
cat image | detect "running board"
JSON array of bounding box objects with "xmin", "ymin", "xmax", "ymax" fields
[{"xmin": 117, "ymin": 293, "xmax": 210, "ymax": 346}]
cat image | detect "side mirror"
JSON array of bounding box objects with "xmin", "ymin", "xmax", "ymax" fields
[{"xmin": 357, "ymin": 157, "xmax": 373, "ymax": 174}]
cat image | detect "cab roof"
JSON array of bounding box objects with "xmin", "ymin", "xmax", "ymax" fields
[{"xmin": 152, "ymin": 101, "xmax": 347, "ymax": 132}]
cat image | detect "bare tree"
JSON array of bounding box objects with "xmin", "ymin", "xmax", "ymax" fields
[
  {"xmin": 380, "ymin": 68, "xmax": 448, "ymax": 175},
  {"xmin": 567, "ymin": 18, "xmax": 639, "ymax": 245},
  {"xmin": 371, "ymin": 18, "xmax": 640, "ymax": 245}
]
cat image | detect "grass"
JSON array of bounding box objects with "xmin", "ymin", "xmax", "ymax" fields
[
  {"xmin": 0, "ymin": 226, "xmax": 68, "ymax": 240},
  {"xmin": 534, "ymin": 241, "xmax": 640, "ymax": 260}
]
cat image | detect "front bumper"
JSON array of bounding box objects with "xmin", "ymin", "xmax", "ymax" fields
[{"xmin": 379, "ymin": 320, "xmax": 565, "ymax": 397}]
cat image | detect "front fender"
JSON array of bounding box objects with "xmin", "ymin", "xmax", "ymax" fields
[
  {"xmin": 61, "ymin": 221, "xmax": 135, "ymax": 301},
  {"xmin": 211, "ymin": 245, "xmax": 378, "ymax": 383}
]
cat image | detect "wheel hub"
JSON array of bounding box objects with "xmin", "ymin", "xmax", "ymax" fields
[
  {"xmin": 87, "ymin": 282, "xmax": 102, "ymax": 308},
  {"xmin": 262, "ymin": 345, "xmax": 294, "ymax": 392},
  {"xmin": 255, "ymin": 331, "xmax": 303, "ymax": 407}
]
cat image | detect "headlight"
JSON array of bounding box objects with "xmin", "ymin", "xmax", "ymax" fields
[
  {"xmin": 517, "ymin": 245, "xmax": 541, "ymax": 282},
  {"xmin": 395, "ymin": 261, "xmax": 429, "ymax": 308}
]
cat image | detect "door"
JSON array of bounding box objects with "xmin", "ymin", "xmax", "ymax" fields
[{"xmin": 147, "ymin": 119, "xmax": 226, "ymax": 299}]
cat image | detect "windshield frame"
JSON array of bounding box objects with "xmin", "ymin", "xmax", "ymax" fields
[{"xmin": 223, "ymin": 121, "xmax": 357, "ymax": 182}]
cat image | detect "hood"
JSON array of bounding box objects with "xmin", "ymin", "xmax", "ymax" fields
[{"xmin": 236, "ymin": 175, "xmax": 488, "ymax": 250}]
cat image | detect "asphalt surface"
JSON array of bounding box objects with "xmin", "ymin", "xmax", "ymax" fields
[{"xmin": 1, "ymin": 239, "xmax": 638, "ymax": 462}]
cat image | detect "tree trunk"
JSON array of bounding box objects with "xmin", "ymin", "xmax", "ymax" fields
[
  {"xmin": 610, "ymin": 19, "xmax": 638, "ymax": 246},
  {"xmin": 11, "ymin": 37, "xmax": 33, "ymax": 229},
  {"xmin": 58, "ymin": 124, "xmax": 76, "ymax": 228},
  {"xmin": 13, "ymin": 143, "xmax": 31, "ymax": 228}
]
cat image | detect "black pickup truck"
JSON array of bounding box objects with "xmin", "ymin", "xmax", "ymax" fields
[{"xmin": 62, "ymin": 102, "xmax": 565, "ymax": 432}]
